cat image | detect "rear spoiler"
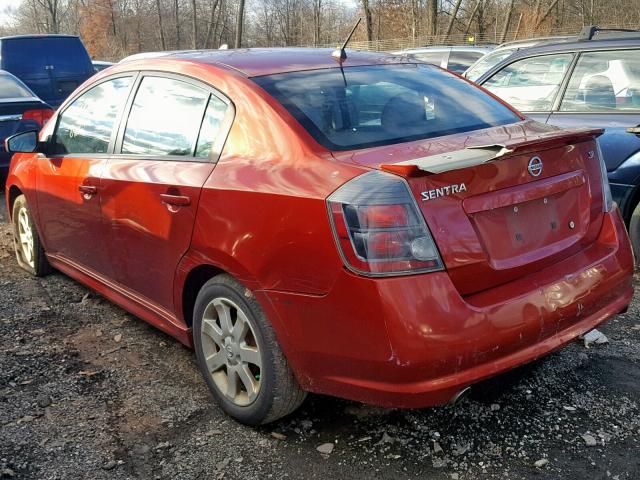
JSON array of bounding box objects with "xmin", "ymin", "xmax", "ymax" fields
[{"xmin": 381, "ymin": 127, "xmax": 603, "ymax": 176}]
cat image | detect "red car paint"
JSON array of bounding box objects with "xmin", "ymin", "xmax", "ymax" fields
[{"xmin": 5, "ymin": 48, "xmax": 634, "ymax": 408}]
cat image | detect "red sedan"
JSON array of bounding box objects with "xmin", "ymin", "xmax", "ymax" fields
[{"xmin": 4, "ymin": 48, "xmax": 633, "ymax": 425}]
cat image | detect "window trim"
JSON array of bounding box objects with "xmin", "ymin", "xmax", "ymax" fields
[
  {"xmin": 113, "ymin": 70, "xmax": 236, "ymax": 164},
  {"xmin": 48, "ymin": 72, "xmax": 139, "ymax": 158},
  {"xmin": 555, "ymin": 48, "xmax": 640, "ymax": 114}
]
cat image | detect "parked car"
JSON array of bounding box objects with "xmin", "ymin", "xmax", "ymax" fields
[
  {"xmin": 4, "ymin": 48, "xmax": 633, "ymax": 425},
  {"xmin": 0, "ymin": 34, "xmax": 94, "ymax": 107},
  {"xmin": 393, "ymin": 45, "xmax": 494, "ymax": 74},
  {"xmin": 476, "ymin": 27, "xmax": 640, "ymax": 253},
  {"xmin": 0, "ymin": 70, "xmax": 53, "ymax": 186},
  {"xmin": 464, "ymin": 36, "xmax": 575, "ymax": 81},
  {"xmin": 92, "ymin": 60, "xmax": 114, "ymax": 72}
]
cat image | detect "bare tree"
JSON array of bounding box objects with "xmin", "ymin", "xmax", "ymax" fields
[
  {"xmin": 313, "ymin": 0, "xmax": 322, "ymax": 46},
  {"xmin": 191, "ymin": 0, "xmax": 197, "ymax": 48},
  {"xmin": 361, "ymin": 0, "xmax": 373, "ymax": 42},
  {"xmin": 156, "ymin": 0, "xmax": 167, "ymax": 50},
  {"xmin": 174, "ymin": 0, "xmax": 181, "ymax": 48},
  {"xmin": 443, "ymin": 0, "xmax": 463, "ymax": 42},
  {"xmin": 235, "ymin": 0, "xmax": 245, "ymax": 47}
]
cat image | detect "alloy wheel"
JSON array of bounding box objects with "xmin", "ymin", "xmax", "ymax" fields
[
  {"xmin": 17, "ymin": 207, "xmax": 35, "ymax": 268},
  {"xmin": 200, "ymin": 297, "xmax": 262, "ymax": 406}
]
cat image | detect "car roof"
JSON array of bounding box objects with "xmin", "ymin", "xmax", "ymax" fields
[
  {"xmin": 125, "ymin": 47, "xmax": 413, "ymax": 77},
  {"xmin": 476, "ymin": 36, "xmax": 640, "ymax": 84},
  {"xmin": 499, "ymin": 37, "xmax": 640, "ymax": 60},
  {"xmin": 0, "ymin": 34, "xmax": 80, "ymax": 41},
  {"xmin": 400, "ymin": 45, "xmax": 494, "ymax": 53}
]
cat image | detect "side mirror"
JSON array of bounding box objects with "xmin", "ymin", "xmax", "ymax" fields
[{"xmin": 5, "ymin": 130, "xmax": 39, "ymax": 153}]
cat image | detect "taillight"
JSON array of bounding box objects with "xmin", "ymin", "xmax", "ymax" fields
[
  {"xmin": 22, "ymin": 109, "xmax": 54, "ymax": 127},
  {"xmin": 327, "ymin": 170, "xmax": 443, "ymax": 276},
  {"xmin": 596, "ymin": 141, "xmax": 613, "ymax": 212}
]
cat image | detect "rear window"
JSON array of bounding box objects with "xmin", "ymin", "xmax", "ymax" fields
[
  {"xmin": 0, "ymin": 73, "xmax": 34, "ymax": 99},
  {"xmin": 254, "ymin": 64, "xmax": 520, "ymax": 151}
]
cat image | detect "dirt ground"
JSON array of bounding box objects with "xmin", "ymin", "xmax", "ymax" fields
[{"xmin": 1, "ymin": 193, "xmax": 639, "ymax": 480}]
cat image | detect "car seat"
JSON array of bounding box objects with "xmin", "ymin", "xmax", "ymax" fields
[
  {"xmin": 381, "ymin": 92, "xmax": 427, "ymax": 137},
  {"xmin": 583, "ymin": 75, "xmax": 616, "ymax": 109}
]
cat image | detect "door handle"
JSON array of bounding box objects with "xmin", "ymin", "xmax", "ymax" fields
[
  {"xmin": 78, "ymin": 184, "xmax": 97, "ymax": 196},
  {"xmin": 627, "ymin": 126, "xmax": 640, "ymax": 135},
  {"xmin": 160, "ymin": 193, "xmax": 191, "ymax": 207}
]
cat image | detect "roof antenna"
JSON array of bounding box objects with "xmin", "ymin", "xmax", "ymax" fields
[{"xmin": 332, "ymin": 17, "xmax": 362, "ymax": 62}]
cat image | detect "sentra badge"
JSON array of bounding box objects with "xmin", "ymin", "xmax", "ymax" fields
[{"xmin": 421, "ymin": 183, "xmax": 467, "ymax": 201}]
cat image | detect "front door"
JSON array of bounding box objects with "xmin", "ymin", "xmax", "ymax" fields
[
  {"xmin": 35, "ymin": 75, "xmax": 135, "ymax": 275},
  {"xmin": 481, "ymin": 52, "xmax": 576, "ymax": 124},
  {"xmin": 101, "ymin": 74, "xmax": 232, "ymax": 312}
]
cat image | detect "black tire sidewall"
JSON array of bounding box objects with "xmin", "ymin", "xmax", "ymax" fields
[
  {"xmin": 193, "ymin": 278, "xmax": 275, "ymax": 425},
  {"xmin": 629, "ymin": 204, "xmax": 640, "ymax": 264}
]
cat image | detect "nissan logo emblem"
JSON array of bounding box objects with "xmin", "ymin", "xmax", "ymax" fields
[{"xmin": 528, "ymin": 156, "xmax": 543, "ymax": 177}]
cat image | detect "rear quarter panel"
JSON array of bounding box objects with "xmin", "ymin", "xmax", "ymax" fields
[{"xmin": 181, "ymin": 70, "xmax": 364, "ymax": 296}]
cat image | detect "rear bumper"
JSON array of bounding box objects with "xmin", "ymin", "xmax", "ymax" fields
[{"xmin": 264, "ymin": 207, "xmax": 634, "ymax": 408}]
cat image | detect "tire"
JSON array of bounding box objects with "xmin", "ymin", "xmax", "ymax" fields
[
  {"xmin": 12, "ymin": 194, "xmax": 51, "ymax": 277},
  {"xmin": 193, "ymin": 274, "xmax": 306, "ymax": 425},
  {"xmin": 629, "ymin": 202, "xmax": 640, "ymax": 264}
]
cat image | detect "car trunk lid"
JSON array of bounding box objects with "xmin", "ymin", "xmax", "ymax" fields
[{"xmin": 333, "ymin": 122, "xmax": 605, "ymax": 295}]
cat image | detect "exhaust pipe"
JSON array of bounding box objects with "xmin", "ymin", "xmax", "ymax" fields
[{"xmin": 449, "ymin": 386, "xmax": 471, "ymax": 406}]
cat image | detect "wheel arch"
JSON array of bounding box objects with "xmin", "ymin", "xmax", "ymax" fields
[
  {"xmin": 7, "ymin": 185, "xmax": 23, "ymax": 220},
  {"xmin": 180, "ymin": 263, "xmax": 225, "ymax": 329}
]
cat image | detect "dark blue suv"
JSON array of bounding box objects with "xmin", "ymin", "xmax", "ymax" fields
[
  {"xmin": 477, "ymin": 28, "xmax": 640, "ymax": 254},
  {"xmin": 0, "ymin": 35, "xmax": 94, "ymax": 108}
]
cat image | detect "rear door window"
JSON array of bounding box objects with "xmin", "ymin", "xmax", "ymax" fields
[
  {"xmin": 560, "ymin": 49, "xmax": 640, "ymax": 112},
  {"xmin": 195, "ymin": 95, "xmax": 229, "ymax": 158},
  {"xmin": 54, "ymin": 76, "xmax": 133, "ymax": 155},
  {"xmin": 483, "ymin": 53, "xmax": 574, "ymax": 112},
  {"xmin": 447, "ymin": 51, "xmax": 485, "ymax": 74},
  {"xmin": 410, "ymin": 51, "xmax": 446, "ymax": 67},
  {"xmin": 122, "ymin": 76, "xmax": 210, "ymax": 157}
]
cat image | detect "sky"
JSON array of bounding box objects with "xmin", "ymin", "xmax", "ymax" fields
[{"xmin": 0, "ymin": 0, "xmax": 23, "ymax": 27}]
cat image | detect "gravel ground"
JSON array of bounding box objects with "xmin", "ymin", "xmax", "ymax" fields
[{"xmin": 1, "ymin": 193, "xmax": 639, "ymax": 480}]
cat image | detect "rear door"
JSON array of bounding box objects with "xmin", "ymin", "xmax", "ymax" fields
[
  {"xmin": 547, "ymin": 49, "xmax": 640, "ymax": 172},
  {"xmin": 35, "ymin": 75, "xmax": 135, "ymax": 274},
  {"xmin": 101, "ymin": 73, "xmax": 233, "ymax": 312}
]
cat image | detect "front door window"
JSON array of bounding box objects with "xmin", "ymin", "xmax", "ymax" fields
[{"xmin": 483, "ymin": 54, "xmax": 574, "ymax": 112}]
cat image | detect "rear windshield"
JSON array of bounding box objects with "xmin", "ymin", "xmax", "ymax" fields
[
  {"xmin": 1, "ymin": 37, "xmax": 92, "ymax": 75},
  {"xmin": 0, "ymin": 73, "xmax": 34, "ymax": 99},
  {"xmin": 254, "ymin": 64, "xmax": 520, "ymax": 151}
]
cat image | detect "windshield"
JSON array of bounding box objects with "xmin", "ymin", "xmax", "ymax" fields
[
  {"xmin": 0, "ymin": 73, "xmax": 35, "ymax": 99},
  {"xmin": 465, "ymin": 48, "xmax": 518, "ymax": 81},
  {"xmin": 254, "ymin": 64, "xmax": 520, "ymax": 151}
]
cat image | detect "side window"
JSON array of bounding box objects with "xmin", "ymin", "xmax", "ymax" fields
[
  {"xmin": 122, "ymin": 76, "xmax": 209, "ymax": 157},
  {"xmin": 54, "ymin": 77, "xmax": 132, "ymax": 155},
  {"xmin": 195, "ymin": 95, "xmax": 229, "ymax": 158},
  {"xmin": 483, "ymin": 54, "xmax": 574, "ymax": 112},
  {"xmin": 410, "ymin": 52, "xmax": 445, "ymax": 66},
  {"xmin": 560, "ymin": 50, "xmax": 640, "ymax": 112},
  {"xmin": 447, "ymin": 51, "xmax": 484, "ymax": 74}
]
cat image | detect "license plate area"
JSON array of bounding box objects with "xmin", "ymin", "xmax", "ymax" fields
[{"xmin": 465, "ymin": 172, "xmax": 589, "ymax": 270}]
